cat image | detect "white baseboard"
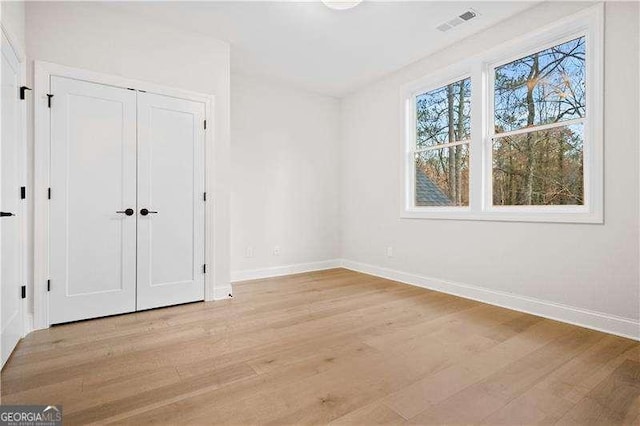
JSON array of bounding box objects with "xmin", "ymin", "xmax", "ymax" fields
[
  {"xmin": 213, "ymin": 286, "xmax": 233, "ymax": 300},
  {"xmin": 231, "ymin": 259, "xmax": 342, "ymax": 283},
  {"xmin": 340, "ymin": 259, "xmax": 640, "ymax": 341},
  {"xmin": 23, "ymin": 312, "xmax": 34, "ymax": 337}
]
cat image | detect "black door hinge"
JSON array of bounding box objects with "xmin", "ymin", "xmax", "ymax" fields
[
  {"xmin": 204, "ymin": 120, "xmax": 207, "ymax": 130},
  {"xmin": 47, "ymin": 280, "xmax": 51, "ymax": 292},
  {"xmin": 203, "ymin": 264, "xmax": 207, "ymax": 274},
  {"xmin": 21, "ymin": 285, "xmax": 26, "ymax": 299},
  {"xmin": 47, "ymin": 94, "xmax": 54, "ymax": 108},
  {"xmin": 203, "ymin": 192, "xmax": 207, "ymax": 202},
  {"xmin": 47, "ymin": 188, "xmax": 51, "ymax": 199},
  {"xmin": 20, "ymin": 186, "xmax": 26, "ymax": 199},
  {"xmin": 19, "ymin": 86, "xmax": 32, "ymax": 100}
]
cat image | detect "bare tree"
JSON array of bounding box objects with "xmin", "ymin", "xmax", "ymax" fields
[{"xmin": 492, "ymin": 36, "xmax": 585, "ymax": 206}]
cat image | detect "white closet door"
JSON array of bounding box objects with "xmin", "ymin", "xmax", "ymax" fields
[
  {"xmin": 136, "ymin": 93, "xmax": 205, "ymax": 310},
  {"xmin": 1, "ymin": 33, "xmax": 24, "ymax": 367},
  {"xmin": 49, "ymin": 77, "xmax": 137, "ymax": 324}
]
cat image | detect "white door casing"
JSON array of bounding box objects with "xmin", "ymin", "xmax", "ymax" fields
[
  {"xmin": 136, "ymin": 92, "xmax": 206, "ymax": 310},
  {"xmin": 49, "ymin": 76, "xmax": 137, "ymax": 324},
  {"xmin": 1, "ymin": 31, "xmax": 24, "ymax": 367}
]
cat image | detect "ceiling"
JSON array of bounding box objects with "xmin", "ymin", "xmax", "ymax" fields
[{"xmin": 104, "ymin": 1, "xmax": 539, "ymax": 97}]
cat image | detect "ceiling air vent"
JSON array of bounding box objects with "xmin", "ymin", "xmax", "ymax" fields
[
  {"xmin": 459, "ymin": 10, "xmax": 477, "ymax": 21},
  {"xmin": 437, "ymin": 9, "xmax": 479, "ymax": 32}
]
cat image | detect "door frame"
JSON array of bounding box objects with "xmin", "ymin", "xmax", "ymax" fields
[
  {"xmin": 1, "ymin": 22, "xmax": 29, "ymax": 341},
  {"xmin": 33, "ymin": 61, "xmax": 216, "ymax": 330}
]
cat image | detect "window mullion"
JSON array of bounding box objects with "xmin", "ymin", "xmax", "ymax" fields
[
  {"xmin": 484, "ymin": 60, "xmax": 495, "ymax": 211},
  {"xmin": 469, "ymin": 61, "xmax": 485, "ymax": 213}
]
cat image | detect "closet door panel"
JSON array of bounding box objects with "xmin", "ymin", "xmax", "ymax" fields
[
  {"xmin": 136, "ymin": 92, "xmax": 205, "ymax": 310},
  {"xmin": 49, "ymin": 77, "xmax": 137, "ymax": 324}
]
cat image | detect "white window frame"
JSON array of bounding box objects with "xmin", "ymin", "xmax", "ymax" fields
[
  {"xmin": 404, "ymin": 65, "xmax": 474, "ymax": 214},
  {"xmin": 401, "ymin": 4, "xmax": 603, "ymax": 224}
]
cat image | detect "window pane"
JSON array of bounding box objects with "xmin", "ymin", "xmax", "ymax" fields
[
  {"xmin": 416, "ymin": 78, "xmax": 471, "ymax": 149},
  {"xmin": 415, "ymin": 144, "xmax": 469, "ymax": 207},
  {"xmin": 492, "ymin": 124, "xmax": 583, "ymax": 206},
  {"xmin": 494, "ymin": 37, "xmax": 585, "ymax": 133}
]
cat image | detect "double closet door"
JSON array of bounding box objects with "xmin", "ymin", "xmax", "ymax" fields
[{"xmin": 49, "ymin": 76, "xmax": 206, "ymax": 324}]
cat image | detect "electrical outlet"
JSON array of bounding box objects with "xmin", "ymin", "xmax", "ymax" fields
[
  {"xmin": 245, "ymin": 246, "xmax": 254, "ymax": 258},
  {"xmin": 386, "ymin": 246, "xmax": 393, "ymax": 257},
  {"xmin": 273, "ymin": 246, "xmax": 281, "ymax": 256}
]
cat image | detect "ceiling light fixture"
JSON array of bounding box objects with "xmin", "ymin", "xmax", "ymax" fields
[{"xmin": 322, "ymin": 0, "xmax": 363, "ymax": 11}]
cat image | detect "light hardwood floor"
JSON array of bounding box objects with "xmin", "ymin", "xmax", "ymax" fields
[{"xmin": 1, "ymin": 268, "xmax": 638, "ymax": 425}]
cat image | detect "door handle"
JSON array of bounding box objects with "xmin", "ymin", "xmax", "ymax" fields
[
  {"xmin": 116, "ymin": 208, "xmax": 134, "ymax": 216},
  {"xmin": 140, "ymin": 208, "xmax": 158, "ymax": 216},
  {"xmin": 0, "ymin": 212, "xmax": 15, "ymax": 217}
]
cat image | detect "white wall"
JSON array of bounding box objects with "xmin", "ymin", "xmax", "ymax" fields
[
  {"xmin": 231, "ymin": 75, "xmax": 341, "ymax": 279},
  {"xmin": 340, "ymin": 2, "xmax": 639, "ymax": 334},
  {"xmin": 2, "ymin": 1, "xmax": 25, "ymax": 54},
  {"xmin": 25, "ymin": 1, "xmax": 232, "ymax": 314}
]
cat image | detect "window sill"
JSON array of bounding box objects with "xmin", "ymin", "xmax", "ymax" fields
[{"xmin": 401, "ymin": 208, "xmax": 603, "ymax": 224}]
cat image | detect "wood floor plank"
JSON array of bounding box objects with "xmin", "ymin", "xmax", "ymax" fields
[
  {"xmin": 1, "ymin": 268, "xmax": 636, "ymax": 426},
  {"xmin": 405, "ymin": 328, "xmax": 603, "ymax": 424},
  {"xmin": 554, "ymin": 359, "xmax": 640, "ymax": 425},
  {"xmin": 479, "ymin": 335, "xmax": 639, "ymax": 425},
  {"xmin": 383, "ymin": 318, "xmax": 576, "ymax": 419},
  {"xmin": 329, "ymin": 400, "xmax": 407, "ymax": 425}
]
